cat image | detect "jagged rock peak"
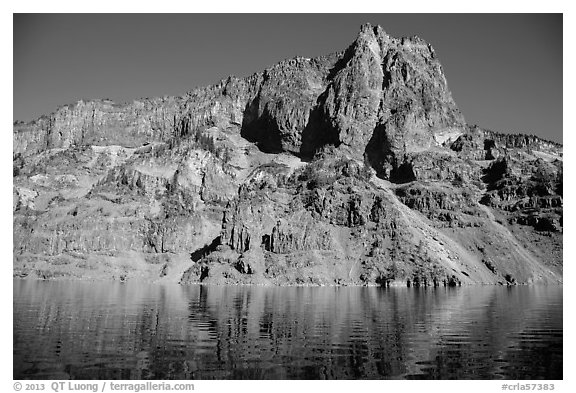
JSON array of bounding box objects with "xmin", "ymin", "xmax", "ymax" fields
[
  {"xmin": 13, "ymin": 22, "xmax": 563, "ymax": 287},
  {"xmin": 353, "ymin": 23, "xmax": 436, "ymax": 57},
  {"xmin": 357, "ymin": 22, "xmax": 388, "ymax": 41},
  {"xmin": 14, "ymin": 22, "xmax": 464, "ymax": 172}
]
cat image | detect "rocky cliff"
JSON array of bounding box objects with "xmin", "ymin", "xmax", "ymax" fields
[{"xmin": 13, "ymin": 23, "xmax": 562, "ymax": 285}]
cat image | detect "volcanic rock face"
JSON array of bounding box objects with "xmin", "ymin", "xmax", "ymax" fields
[{"xmin": 13, "ymin": 23, "xmax": 562, "ymax": 285}]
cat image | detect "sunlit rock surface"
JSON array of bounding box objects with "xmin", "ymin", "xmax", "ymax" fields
[{"xmin": 13, "ymin": 23, "xmax": 562, "ymax": 285}]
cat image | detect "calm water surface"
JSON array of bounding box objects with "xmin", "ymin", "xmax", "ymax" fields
[{"xmin": 13, "ymin": 280, "xmax": 562, "ymax": 379}]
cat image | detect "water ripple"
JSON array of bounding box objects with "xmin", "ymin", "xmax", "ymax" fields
[{"xmin": 14, "ymin": 281, "xmax": 562, "ymax": 379}]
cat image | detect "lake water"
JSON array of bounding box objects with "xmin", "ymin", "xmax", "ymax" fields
[{"xmin": 13, "ymin": 280, "xmax": 562, "ymax": 380}]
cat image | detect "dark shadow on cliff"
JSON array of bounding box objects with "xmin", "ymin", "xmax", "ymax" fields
[
  {"xmin": 299, "ymin": 93, "xmax": 341, "ymax": 160},
  {"xmin": 298, "ymin": 46, "xmax": 357, "ymax": 160},
  {"xmin": 240, "ymin": 95, "xmax": 284, "ymax": 154},
  {"xmin": 241, "ymin": 46, "xmax": 355, "ymax": 159},
  {"xmin": 390, "ymin": 161, "xmax": 416, "ymax": 184},
  {"xmin": 364, "ymin": 123, "xmax": 389, "ymax": 179},
  {"xmin": 364, "ymin": 123, "xmax": 416, "ymax": 184},
  {"xmin": 326, "ymin": 42, "xmax": 356, "ymax": 80},
  {"xmin": 190, "ymin": 236, "xmax": 221, "ymax": 262},
  {"xmin": 481, "ymin": 157, "xmax": 510, "ymax": 191}
]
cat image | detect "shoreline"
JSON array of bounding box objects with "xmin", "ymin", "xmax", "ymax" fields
[{"xmin": 12, "ymin": 276, "xmax": 563, "ymax": 287}]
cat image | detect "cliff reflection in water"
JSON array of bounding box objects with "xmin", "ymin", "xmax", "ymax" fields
[{"xmin": 14, "ymin": 281, "xmax": 562, "ymax": 379}]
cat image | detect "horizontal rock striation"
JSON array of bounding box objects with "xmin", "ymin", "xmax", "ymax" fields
[
  {"xmin": 15, "ymin": 24, "xmax": 464, "ymax": 174},
  {"xmin": 14, "ymin": 98, "xmax": 181, "ymax": 157},
  {"xmin": 13, "ymin": 23, "xmax": 562, "ymax": 285}
]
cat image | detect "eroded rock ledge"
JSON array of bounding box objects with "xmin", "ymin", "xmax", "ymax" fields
[{"xmin": 13, "ymin": 23, "xmax": 562, "ymax": 286}]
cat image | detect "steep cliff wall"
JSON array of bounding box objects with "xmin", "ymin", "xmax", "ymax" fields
[
  {"xmin": 13, "ymin": 23, "xmax": 562, "ymax": 285},
  {"xmin": 15, "ymin": 24, "xmax": 465, "ymax": 174}
]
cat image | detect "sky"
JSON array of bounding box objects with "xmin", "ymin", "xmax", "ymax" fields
[{"xmin": 13, "ymin": 14, "xmax": 562, "ymax": 143}]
